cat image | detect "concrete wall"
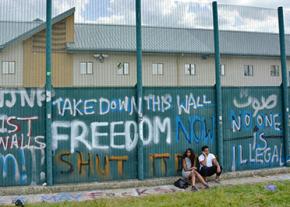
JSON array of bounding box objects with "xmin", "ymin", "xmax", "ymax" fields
[{"xmin": 0, "ymin": 43, "xmax": 23, "ymax": 87}]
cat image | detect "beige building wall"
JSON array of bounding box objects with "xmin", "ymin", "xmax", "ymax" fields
[
  {"xmin": 23, "ymin": 15, "xmax": 74, "ymax": 88},
  {"xmin": 221, "ymin": 56, "xmax": 282, "ymax": 87},
  {"xmin": 23, "ymin": 38, "xmax": 45, "ymax": 87},
  {"xmin": 0, "ymin": 43, "xmax": 23, "ymax": 87},
  {"xmin": 23, "ymin": 40, "xmax": 73, "ymax": 88},
  {"xmin": 73, "ymin": 53, "xmax": 137, "ymax": 87},
  {"xmin": 72, "ymin": 53, "xmax": 288, "ymax": 87},
  {"xmin": 177, "ymin": 54, "xmax": 215, "ymax": 86},
  {"xmin": 142, "ymin": 54, "xmax": 177, "ymax": 87},
  {"xmin": 66, "ymin": 15, "xmax": 74, "ymax": 43}
]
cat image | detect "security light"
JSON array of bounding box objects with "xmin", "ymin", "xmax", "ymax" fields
[
  {"xmin": 201, "ymin": 54, "xmax": 209, "ymax": 60},
  {"xmin": 93, "ymin": 54, "xmax": 109, "ymax": 63},
  {"xmin": 117, "ymin": 62, "xmax": 124, "ymax": 69}
]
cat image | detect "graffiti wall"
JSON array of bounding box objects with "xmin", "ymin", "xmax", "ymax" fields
[
  {"xmin": 52, "ymin": 88, "xmax": 138, "ymax": 183},
  {"xmin": 223, "ymin": 87, "xmax": 285, "ymax": 171},
  {"xmin": 0, "ymin": 87, "xmax": 288, "ymax": 186},
  {"xmin": 143, "ymin": 88, "xmax": 216, "ymax": 178},
  {"xmin": 52, "ymin": 87, "xmax": 216, "ymax": 183},
  {"xmin": 0, "ymin": 89, "xmax": 46, "ymax": 186}
]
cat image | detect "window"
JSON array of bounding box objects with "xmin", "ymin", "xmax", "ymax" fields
[
  {"xmin": 184, "ymin": 64, "xmax": 196, "ymax": 76},
  {"xmin": 80, "ymin": 62, "xmax": 93, "ymax": 75},
  {"xmin": 152, "ymin": 63, "xmax": 163, "ymax": 75},
  {"xmin": 220, "ymin": 64, "xmax": 225, "ymax": 76},
  {"xmin": 244, "ymin": 65, "xmax": 254, "ymax": 76},
  {"xmin": 270, "ymin": 65, "xmax": 280, "ymax": 77},
  {"xmin": 2, "ymin": 61, "xmax": 15, "ymax": 74},
  {"xmin": 117, "ymin": 62, "xmax": 129, "ymax": 75}
]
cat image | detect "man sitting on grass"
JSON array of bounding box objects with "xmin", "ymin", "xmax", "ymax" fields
[{"xmin": 198, "ymin": 145, "xmax": 222, "ymax": 183}]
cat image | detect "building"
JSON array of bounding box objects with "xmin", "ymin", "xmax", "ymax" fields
[{"xmin": 0, "ymin": 7, "xmax": 289, "ymax": 88}]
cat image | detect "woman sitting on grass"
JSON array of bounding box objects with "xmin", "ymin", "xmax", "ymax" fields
[{"xmin": 182, "ymin": 148, "xmax": 209, "ymax": 191}]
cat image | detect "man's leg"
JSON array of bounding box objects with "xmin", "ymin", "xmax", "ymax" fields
[
  {"xmin": 205, "ymin": 166, "xmax": 217, "ymax": 177},
  {"xmin": 198, "ymin": 167, "xmax": 207, "ymax": 182},
  {"xmin": 212, "ymin": 159, "xmax": 222, "ymax": 179},
  {"xmin": 216, "ymin": 166, "xmax": 223, "ymax": 177},
  {"xmin": 199, "ymin": 166, "xmax": 222, "ymax": 183}
]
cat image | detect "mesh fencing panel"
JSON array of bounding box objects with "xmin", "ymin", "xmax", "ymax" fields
[
  {"xmin": 140, "ymin": 2, "xmax": 216, "ymax": 178},
  {"xmin": 219, "ymin": 5, "xmax": 284, "ymax": 171},
  {"xmin": 0, "ymin": 1, "xmax": 289, "ymax": 187},
  {"xmin": 0, "ymin": 0, "xmax": 47, "ymax": 186}
]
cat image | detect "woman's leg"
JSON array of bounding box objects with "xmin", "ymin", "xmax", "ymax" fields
[
  {"xmin": 190, "ymin": 172, "xmax": 196, "ymax": 186},
  {"xmin": 190, "ymin": 172, "xmax": 199, "ymax": 192},
  {"xmin": 194, "ymin": 170, "xmax": 209, "ymax": 186}
]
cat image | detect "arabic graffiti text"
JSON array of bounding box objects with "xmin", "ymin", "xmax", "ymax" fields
[{"xmin": 233, "ymin": 94, "xmax": 277, "ymax": 117}]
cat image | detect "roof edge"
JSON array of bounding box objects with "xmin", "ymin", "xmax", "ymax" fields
[
  {"xmin": 66, "ymin": 47, "xmax": 289, "ymax": 58},
  {"xmin": 1, "ymin": 7, "xmax": 75, "ymax": 49},
  {"xmin": 74, "ymin": 23, "xmax": 284, "ymax": 36}
]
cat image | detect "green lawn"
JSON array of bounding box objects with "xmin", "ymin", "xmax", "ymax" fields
[{"xmin": 15, "ymin": 181, "xmax": 290, "ymax": 207}]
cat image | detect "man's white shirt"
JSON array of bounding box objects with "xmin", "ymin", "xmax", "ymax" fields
[{"xmin": 198, "ymin": 153, "xmax": 216, "ymax": 167}]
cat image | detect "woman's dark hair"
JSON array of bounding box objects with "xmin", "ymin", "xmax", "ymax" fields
[{"xmin": 182, "ymin": 148, "xmax": 195, "ymax": 167}]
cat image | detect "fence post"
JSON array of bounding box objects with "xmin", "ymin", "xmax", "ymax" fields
[
  {"xmin": 212, "ymin": 1, "xmax": 224, "ymax": 166},
  {"xmin": 278, "ymin": 7, "xmax": 290, "ymax": 166},
  {"xmin": 136, "ymin": 0, "xmax": 144, "ymax": 179},
  {"xmin": 45, "ymin": 0, "xmax": 53, "ymax": 185}
]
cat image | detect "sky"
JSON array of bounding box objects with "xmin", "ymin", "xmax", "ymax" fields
[
  {"xmin": 0, "ymin": 0, "xmax": 290, "ymax": 33},
  {"xmin": 214, "ymin": 0, "xmax": 289, "ymax": 9}
]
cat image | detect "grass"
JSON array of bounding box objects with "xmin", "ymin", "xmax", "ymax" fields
[{"xmin": 8, "ymin": 181, "xmax": 290, "ymax": 207}]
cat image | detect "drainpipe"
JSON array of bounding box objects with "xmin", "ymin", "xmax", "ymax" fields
[
  {"xmin": 278, "ymin": 7, "xmax": 290, "ymax": 166},
  {"xmin": 45, "ymin": 0, "xmax": 53, "ymax": 185},
  {"xmin": 136, "ymin": 0, "xmax": 144, "ymax": 179},
  {"xmin": 212, "ymin": 1, "xmax": 224, "ymax": 166}
]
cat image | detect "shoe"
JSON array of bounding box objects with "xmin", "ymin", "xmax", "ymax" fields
[
  {"xmin": 215, "ymin": 178, "xmax": 221, "ymax": 184},
  {"xmin": 204, "ymin": 184, "xmax": 210, "ymax": 189},
  {"xmin": 191, "ymin": 186, "xmax": 199, "ymax": 192}
]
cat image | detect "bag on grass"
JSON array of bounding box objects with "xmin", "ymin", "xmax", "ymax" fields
[{"xmin": 174, "ymin": 178, "xmax": 189, "ymax": 189}]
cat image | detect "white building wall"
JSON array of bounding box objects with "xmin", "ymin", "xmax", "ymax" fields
[
  {"xmin": 73, "ymin": 53, "xmax": 137, "ymax": 87},
  {"xmin": 72, "ymin": 52, "xmax": 290, "ymax": 87},
  {"xmin": 142, "ymin": 54, "xmax": 178, "ymax": 87},
  {"xmin": 0, "ymin": 43, "xmax": 23, "ymax": 87},
  {"xmin": 177, "ymin": 54, "xmax": 215, "ymax": 86},
  {"xmin": 221, "ymin": 56, "xmax": 282, "ymax": 87}
]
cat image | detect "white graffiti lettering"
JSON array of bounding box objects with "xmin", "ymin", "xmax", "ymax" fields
[
  {"xmin": 0, "ymin": 89, "xmax": 45, "ymax": 108},
  {"xmin": 52, "ymin": 116, "xmax": 172, "ymax": 153},
  {"xmin": 233, "ymin": 94, "xmax": 277, "ymax": 117}
]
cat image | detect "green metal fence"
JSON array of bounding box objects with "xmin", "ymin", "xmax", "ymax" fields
[{"xmin": 0, "ymin": 1, "xmax": 289, "ymax": 187}]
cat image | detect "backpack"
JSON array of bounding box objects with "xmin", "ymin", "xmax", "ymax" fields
[
  {"xmin": 195, "ymin": 156, "xmax": 201, "ymax": 172},
  {"xmin": 174, "ymin": 178, "xmax": 189, "ymax": 189}
]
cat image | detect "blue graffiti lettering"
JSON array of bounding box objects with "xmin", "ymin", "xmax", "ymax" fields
[
  {"xmin": 231, "ymin": 110, "xmax": 281, "ymax": 133},
  {"xmin": 176, "ymin": 115, "xmax": 214, "ymax": 144}
]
